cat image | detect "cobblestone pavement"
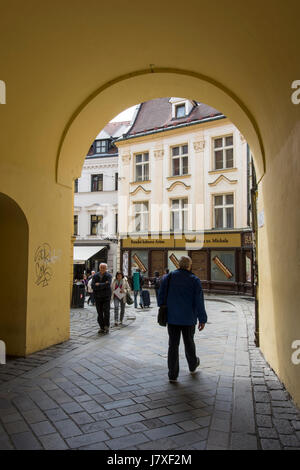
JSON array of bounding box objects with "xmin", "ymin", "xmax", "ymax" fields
[
  {"xmin": 0, "ymin": 295, "xmax": 299, "ymax": 450},
  {"xmin": 0, "ymin": 302, "xmax": 136, "ymax": 385}
]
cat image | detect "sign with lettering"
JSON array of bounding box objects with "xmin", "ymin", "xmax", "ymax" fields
[{"xmin": 122, "ymin": 233, "xmax": 241, "ymax": 248}]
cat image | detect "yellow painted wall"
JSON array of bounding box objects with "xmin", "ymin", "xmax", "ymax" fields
[
  {"xmin": 0, "ymin": 0, "xmax": 299, "ymax": 405},
  {"xmin": 0, "ymin": 194, "xmax": 28, "ymax": 356}
]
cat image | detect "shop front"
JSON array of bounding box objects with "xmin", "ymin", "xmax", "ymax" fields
[
  {"xmin": 73, "ymin": 244, "xmax": 108, "ymax": 280},
  {"xmin": 120, "ymin": 231, "xmax": 254, "ymax": 295}
]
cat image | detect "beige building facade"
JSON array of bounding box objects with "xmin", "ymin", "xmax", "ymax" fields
[{"xmin": 116, "ymin": 98, "xmax": 253, "ymax": 294}]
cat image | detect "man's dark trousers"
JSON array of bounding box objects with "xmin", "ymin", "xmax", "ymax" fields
[
  {"xmin": 167, "ymin": 324, "xmax": 198, "ymax": 380},
  {"xmin": 95, "ymin": 297, "xmax": 111, "ymax": 330}
]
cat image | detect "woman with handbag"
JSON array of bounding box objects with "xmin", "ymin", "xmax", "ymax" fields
[{"xmin": 111, "ymin": 272, "xmax": 130, "ymax": 326}]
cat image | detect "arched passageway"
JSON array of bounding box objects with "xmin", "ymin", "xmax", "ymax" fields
[
  {"xmin": 0, "ymin": 1, "xmax": 299, "ymax": 407},
  {"xmin": 56, "ymin": 71, "xmax": 299, "ymax": 407},
  {"xmin": 0, "ymin": 193, "xmax": 28, "ymax": 356}
]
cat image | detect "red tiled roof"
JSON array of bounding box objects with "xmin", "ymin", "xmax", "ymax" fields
[
  {"xmin": 103, "ymin": 121, "xmax": 131, "ymax": 137},
  {"xmin": 127, "ymin": 98, "xmax": 222, "ymax": 136}
]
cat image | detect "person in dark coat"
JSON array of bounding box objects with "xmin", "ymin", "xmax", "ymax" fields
[
  {"xmin": 92, "ymin": 263, "xmax": 112, "ymax": 334},
  {"xmin": 153, "ymin": 271, "xmax": 161, "ymax": 305},
  {"xmin": 158, "ymin": 255, "xmax": 207, "ymax": 382}
]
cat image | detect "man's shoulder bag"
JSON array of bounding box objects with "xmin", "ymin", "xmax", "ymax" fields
[{"xmin": 157, "ymin": 273, "xmax": 172, "ymax": 327}]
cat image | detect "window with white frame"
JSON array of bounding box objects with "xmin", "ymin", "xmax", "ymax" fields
[
  {"xmin": 90, "ymin": 215, "xmax": 103, "ymax": 235},
  {"xmin": 171, "ymin": 145, "xmax": 188, "ymax": 176},
  {"xmin": 135, "ymin": 153, "xmax": 149, "ymax": 182},
  {"xmin": 171, "ymin": 199, "xmax": 188, "ymax": 231},
  {"xmin": 175, "ymin": 104, "xmax": 185, "ymax": 118},
  {"xmin": 134, "ymin": 202, "xmax": 149, "ymax": 232},
  {"xmin": 213, "ymin": 135, "xmax": 234, "ymax": 170},
  {"xmin": 214, "ymin": 194, "xmax": 234, "ymax": 229}
]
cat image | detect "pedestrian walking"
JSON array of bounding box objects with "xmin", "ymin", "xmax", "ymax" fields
[
  {"xmin": 87, "ymin": 271, "xmax": 95, "ymax": 306},
  {"xmin": 158, "ymin": 255, "xmax": 207, "ymax": 383},
  {"xmin": 133, "ymin": 269, "xmax": 144, "ymax": 308},
  {"xmin": 153, "ymin": 271, "xmax": 161, "ymax": 305},
  {"xmin": 111, "ymin": 272, "xmax": 130, "ymax": 326},
  {"xmin": 92, "ymin": 263, "xmax": 112, "ymax": 334}
]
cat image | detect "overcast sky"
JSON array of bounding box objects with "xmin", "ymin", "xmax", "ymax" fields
[{"xmin": 110, "ymin": 104, "xmax": 138, "ymax": 122}]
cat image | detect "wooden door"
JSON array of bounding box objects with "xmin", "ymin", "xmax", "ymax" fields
[
  {"xmin": 150, "ymin": 250, "xmax": 165, "ymax": 277},
  {"xmin": 191, "ymin": 251, "xmax": 208, "ymax": 280}
]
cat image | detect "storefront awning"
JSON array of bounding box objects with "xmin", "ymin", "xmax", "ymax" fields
[{"xmin": 73, "ymin": 246, "xmax": 105, "ymax": 264}]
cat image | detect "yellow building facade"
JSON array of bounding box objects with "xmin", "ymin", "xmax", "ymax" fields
[{"xmin": 0, "ymin": 1, "xmax": 299, "ymax": 406}]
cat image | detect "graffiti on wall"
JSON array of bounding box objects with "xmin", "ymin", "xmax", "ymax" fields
[{"xmin": 34, "ymin": 243, "xmax": 61, "ymax": 287}]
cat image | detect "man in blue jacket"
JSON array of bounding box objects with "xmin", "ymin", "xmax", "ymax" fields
[{"xmin": 158, "ymin": 255, "xmax": 207, "ymax": 382}]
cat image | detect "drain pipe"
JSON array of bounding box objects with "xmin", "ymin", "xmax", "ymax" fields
[{"xmin": 249, "ymin": 148, "xmax": 259, "ymax": 347}]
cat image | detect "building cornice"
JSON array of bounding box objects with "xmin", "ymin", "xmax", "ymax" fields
[
  {"xmin": 130, "ymin": 180, "xmax": 151, "ymax": 186},
  {"xmin": 83, "ymin": 163, "xmax": 118, "ymax": 170},
  {"xmin": 115, "ymin": 115, "xmax": 226, "ymax": 145},
  {"xmin": 166, "ymin": 174, "xmax": 191, "ymax": 181},
  {"xmin": 208, "ymin": 167, "xmax": 238, "ymax": 175}
]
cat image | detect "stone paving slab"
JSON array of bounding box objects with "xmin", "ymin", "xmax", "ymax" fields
[{"xmin": 0, "ymin": 294, "xmax": 299, "ymax": 450}]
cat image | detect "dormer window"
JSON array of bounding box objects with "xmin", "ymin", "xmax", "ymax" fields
[
  {"xmin": 95, "ymin": 139, "xmax": 109, "ymax": 154},
  {"xmin": 175, "ymin": 104, "xmax": 186, "ymax": 118},
  {"xmin": 169, "ymin": 97, "xmax": 194, "ymax": 119}
]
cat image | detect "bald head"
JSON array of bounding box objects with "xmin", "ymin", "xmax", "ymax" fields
[{"xmin": 99, "ymin": 263, "xmax": 108, "ymax": 275}]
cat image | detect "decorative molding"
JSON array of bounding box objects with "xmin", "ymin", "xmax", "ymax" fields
[
  {"xmin": 193, "ymin": 140, "xmax": 205, "ymax": 152},
  {"xmin": 83, "ymin": 164, "xmax": 118, "ymax": 170},
  {"xmin": 166, "ymin": 174, "xmax": 191, "ymax": 181},
  {"xmin": 166, "ymin": 181, "xmax": 191, "ymax": 192},
  {"xmin": 208, "ymin": 167, "xmax": 238, "ymax": 175},
  {"xmin": 208, "ymin": 174, "xmax": 238, "ymax": 186},
  {"xmin": 121, "ymin": 154, "xmax": 131, "ymax": 164},
  {"xmin": 153, "ymin": 149, "xmax": 164, "ymax": 159},
  {"xmin": 240, "ymin": 133, "xmax": 246, "ymax": 142},
  {"xmin": 130, "ymin": 180, "xmax": 151, "ymax": 186},
  {"xmin": 130, "ymin": 185, "xmax": 151, "ymax": 196}
]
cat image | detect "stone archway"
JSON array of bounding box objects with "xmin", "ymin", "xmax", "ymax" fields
[
  {"xmin": 0, "ymin": 193, "xmax": 29, "ymax": 356},
  {"xmin": 56, "ymin": 68, "xmax": 265, "ymax": 187}
]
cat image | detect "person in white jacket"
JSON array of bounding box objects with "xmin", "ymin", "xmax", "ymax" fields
[
  {"xmin": 87, "ymin": 271, "xmax": 95, "ymax": 306},
  {"xmin": 111, "ymin": 272, "xmax": 130, "ymax": 326}
]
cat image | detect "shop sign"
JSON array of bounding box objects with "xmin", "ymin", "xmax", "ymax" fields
[{"xmin": 122, "ymin": 232, "xmax": 241, "ymax": 248}]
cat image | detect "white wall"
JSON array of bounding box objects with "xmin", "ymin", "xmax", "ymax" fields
[{"xmin": 74, "ymin": 156, "xmax": 118, "ymax": 238}]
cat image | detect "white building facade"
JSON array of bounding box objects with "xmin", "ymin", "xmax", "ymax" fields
[{"xmin": 73, "ymin": 121, "xmax": 130, "ymax": 276}]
